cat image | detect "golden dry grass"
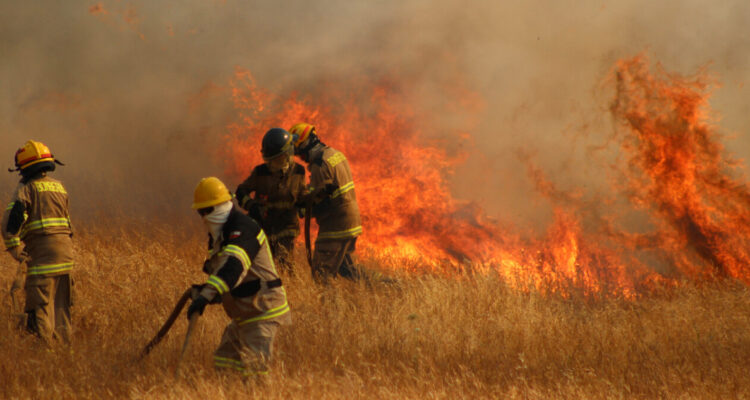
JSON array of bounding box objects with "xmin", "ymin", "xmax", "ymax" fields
[{"xmin": 1, "ymin": 221, "xmax": 749, "ymax": 399}]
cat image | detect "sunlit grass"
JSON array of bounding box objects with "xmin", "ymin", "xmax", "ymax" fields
[{"xmin": 1, "ymin": 221, "xmax": 749, "ymax": 399}]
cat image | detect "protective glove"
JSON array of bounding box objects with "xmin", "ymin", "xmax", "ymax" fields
[
  {"xmin": 190, "ymin": 284, "xmax": 205, "ymax": 300},
  {"xmin": 235, "ymin": 188, "xmax": 249, "ymax": 208},
  {"xmin": 324, "ymin": 183, "xmax": 338, "ymax": 196},
  {"xmin": 187, "ymin": 295, "xmax": 210, "ymax": 319}
]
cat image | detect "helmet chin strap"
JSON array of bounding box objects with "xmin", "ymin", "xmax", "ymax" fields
[{"xmin": 298, "ymin": 136, "xmax": 324, "ymax": 162}]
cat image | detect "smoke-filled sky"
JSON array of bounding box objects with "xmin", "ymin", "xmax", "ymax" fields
[{"xmin": 2, "ymin": 0, "xmax": 749, "ymax": 225}]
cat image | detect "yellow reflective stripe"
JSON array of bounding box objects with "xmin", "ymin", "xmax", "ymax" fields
[
  {"xmin": 257, "ymin": 230, "xmax": 267, "ymax": 246},
  {"xmin": 330, "ymin": 181, "xmax": 354, "ymax": 199},
  {"xmin": 214, "ymin": 356, "xmax": 244, "ymax": 367},
  {"xmin": 222, "ymin": 244, "xmax": 251, "ymax": 270},
  {"xmin": 325, "ymin": 152, "xmax": 347, "ymax": 168},
  {"xmin": 317, "ymin": 225, "xmax": 363, "ymax": 240},
  {"xmin": 21, "ymin": 217, "xmax": 71, "ymax": 236},
  {"xmin": 33, "ymin": 181, "xmax": 67, "ymax": 194},
  {"xmin": 5, "ymin": 202, "xmax": 15, "ymax": 211},
  {"xmin": 266, "ymin": 244, "xmax": 276, "ymax": 274},
  {"xmin": 28, "ymin": 262, "xmax": 74, "ymax": 275},
  {"xmin": 207, "ymin": 275, "xmax": 230, "ymax": 294},
  {"xmin": 214, "ymin": 361, "xmax": 246, "ymax": 373},
  {"xmin": 4, "ymin": 237, "xmax": 21, "ymax": 248},
  {"xmin": 247, "ymin": 370, "xmax": 269, "ymax": 376},
  {"xmin": 237, "ymin": 301, "xmax": 290, "ymax": 326}
]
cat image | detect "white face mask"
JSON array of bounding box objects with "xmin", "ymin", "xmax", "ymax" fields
[{"xmin": 202, "ymin": 201, "xmax": 233, "ymax": 242}]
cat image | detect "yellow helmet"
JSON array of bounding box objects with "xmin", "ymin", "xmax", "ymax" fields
[
  {"xmin": 289, "ymin": 123, "xmax": 316, "ymax": 147},
  {"xmin": 14, "ymin": 140, "xmax": 54, "ymax": 170},
  {"xmin": 192, "ymin": 177, "xmax": 232, "ymax": 209}
]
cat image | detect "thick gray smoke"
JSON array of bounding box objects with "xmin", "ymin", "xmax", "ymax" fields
[{"xmin": 2, "ymin": 0, "xmax": 749, "ymax": 225}]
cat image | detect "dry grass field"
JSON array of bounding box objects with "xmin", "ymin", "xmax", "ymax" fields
[{"xmin": 1, "ymin": 221, "xmax": 749, "ymax": 399}]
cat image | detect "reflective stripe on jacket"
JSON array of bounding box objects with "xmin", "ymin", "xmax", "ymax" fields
[
  {"xmin": 308, "ymin": 146, "xmax": 362, "ymax": 242},
  {"xmin": 235, "ymin": 163, "xmax": 306, "ymax": 242},
  {"xmin": 1, "ymin": 175, "xmax": 74, "ymax": 276},
  {"xmin": 199, "ymin": 208, "xmax": 291, "ymax": 324}
]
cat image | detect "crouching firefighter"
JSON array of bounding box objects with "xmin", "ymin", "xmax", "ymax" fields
[
  {"xmin": 187, "ymin": 177, "xmax": 291, "ymax": 377},
  {"xmin": 289, "ymin": 123, "xmax": 362, "ymax": 284},
  {"xmin": 2, "ymin": 140, "xmax": 74, "ymax": 343},
  {"xmin": 235, "ymin": 128, "xmax": 307, "ymax": 273}
]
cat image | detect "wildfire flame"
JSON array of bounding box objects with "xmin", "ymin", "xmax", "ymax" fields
[{"xmin": 222, "ymin": 55, "xmax": 750, "ymax": 297}]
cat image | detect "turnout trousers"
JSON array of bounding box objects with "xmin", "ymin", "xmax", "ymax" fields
[
  {"xmin": 311, "ymin": 237, "xmax": 358, "ymax": 284},
  {"xmin": 214, "ymin": 319, "xmax": 280, "ymax": 377},
  {"xmin": 269, "ymin": 236, "xmax": 295, "ymax": 274},
  {"xmin": 25, "ymin": 274, "xmax": 72, "ymax": 343}
]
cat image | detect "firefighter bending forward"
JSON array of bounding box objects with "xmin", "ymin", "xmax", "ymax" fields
[
  {"xmin": 289, "ymin": 123, "xmax": 362, "ymax": 283},
  {"xmin": 187, "ymin": 177, "xmax": 291, "ymax": 377},
  {"xmin": 2, "ymin": 141, "xmax": 74, "ymax": 343},
  {"xmin": 235, "ymin": 128, "xmax": 307, "ymax": 272}
]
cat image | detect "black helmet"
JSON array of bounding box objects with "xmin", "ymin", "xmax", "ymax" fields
[{"xmin": 261, "ymin": 128, "xmax": 294, "ymax": 160}]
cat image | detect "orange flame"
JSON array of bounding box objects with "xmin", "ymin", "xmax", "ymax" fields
[
  {"xmin": 610, "ymin": 55, "xmax": 750, "ymax": 284},
  {"xmin": 221, "ymin": 56, "xmax": 750, "ymax": 297}
]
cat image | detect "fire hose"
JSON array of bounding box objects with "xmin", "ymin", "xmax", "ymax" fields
[
  {"xmin": 304, "ymin": 197, "xmax": 313, "ymax": 269},
  {"xmin": 139, "ymin": 287, "xmax": 192, "ymax": 359},
  {"xmin": 175, "ymin": 312, "xmax": 199, "ymax": 377}
]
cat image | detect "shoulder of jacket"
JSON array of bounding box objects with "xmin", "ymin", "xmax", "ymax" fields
[
  {"xmin": 292, "ymin": 163, "xmax": 306, "ymax": 175},
  {"xmin": 310, "ymin": 154, "xmax": 324, "ymax": 167},
  {"xmin": 254, "ymin": 164, "xmax": 272, "ymax": 176},
  {"xmin": 222, "ymin": 209, "xmax": 261, "ymax": 244}
]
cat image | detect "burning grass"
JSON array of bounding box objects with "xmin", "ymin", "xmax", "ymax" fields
[{"xmin": 1, "ymin": 221, "xmax": 749, "ymax": 399}]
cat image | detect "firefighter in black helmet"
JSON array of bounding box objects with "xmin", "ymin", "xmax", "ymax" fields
[{"xmin": 235, "ymin": 128, "xmax": 307, "ymax": 273}]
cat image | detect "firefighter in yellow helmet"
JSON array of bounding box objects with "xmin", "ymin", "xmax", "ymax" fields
[
  {"xmin": 289, "ymin": 123, "xmax": 362, "ymax": 283},
  {"xmin": 2, "ymin": 140, "xmax": 74, "ymax": 343},
  {"xmin": 187, "ymin": 177, "xmax": 291, "ymax": 377},
  {"xmin": 235, "ymin": 128, "xmax": 307, "ymax": 273}
]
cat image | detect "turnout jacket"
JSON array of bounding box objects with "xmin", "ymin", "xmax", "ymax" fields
[
  {"xmin": 307, "ymin": 145, "xmax": 362, "ymax": 242},
  {"xmin": 235, "ymin": 163, "xmax": 307, "ymax": 242},
  {"xmin": 1, "ymin": 174, "xmax": 74, "ymax": 276},
  {"xmin": 199, "ymin": 207, "xmax": 291, "ymax": 325}
]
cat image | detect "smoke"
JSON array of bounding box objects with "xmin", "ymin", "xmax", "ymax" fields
[{"xmin": 1, "ymin": 0, "xmax": 750, "ymax": 226}]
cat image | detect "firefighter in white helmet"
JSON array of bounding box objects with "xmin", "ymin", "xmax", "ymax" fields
[
  {"xmin": 187, "ymin": 177, "xmax": 291, "ymax": 377},
  {"xmin": 2, "ymin": 140, "xmax": 74, "ymax": 343}
]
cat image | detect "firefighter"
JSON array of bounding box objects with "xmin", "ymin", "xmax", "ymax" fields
[
  {"xmin": 2, "ymin": 140, "xmax": 74, "ymax": 343},
  {"xmin": 289, "ymin": 123, "xmax": 362, "ymax": 283},
  {"xmin": 187, "ymin": 177, "xmax": 291, "ymax": 377},
  {"xmin": 235, "ymin": 128, "xmax": 307, "ymax": 273}
]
